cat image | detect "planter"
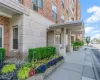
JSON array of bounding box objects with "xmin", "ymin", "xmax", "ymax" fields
[{"xmin": 27, "ymin": 59, "xmax": 64, "ymax": 80}]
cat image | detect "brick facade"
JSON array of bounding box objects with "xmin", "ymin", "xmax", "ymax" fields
[
  {"xmin": 21, "ymin": 0, "xmax": 81, "ymax": 23},
  {"xmin": 0, "ymin": 16, "xmax": 10, "ymax": 55}
]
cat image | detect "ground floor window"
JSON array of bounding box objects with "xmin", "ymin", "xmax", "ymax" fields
[
  {"xmin": 13, "ymin": 27, "xmax": 18, "ymax": 49},
  {"xmin": 56, "ymin": 34, "xmax": 61, "ymax": 44},
  {"xmin": 0, "ymin": 27, "xmax": 3, "ymax": 47}
]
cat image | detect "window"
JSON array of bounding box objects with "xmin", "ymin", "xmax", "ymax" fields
[
  {"xmin": 66, "ymin": 6, "xmax": 68, "ymax": 14},
  {"xmin": 52, "ymin": 3, "xmax": 57, "ymax": 22},
  {"xmin": 13, "ymin": 28, "xmax": 18, "ymax": 49},
  {"xmin": 61, "ymin": 14, "xmax": 64, "ymax": 23},
  {"xmin": 32, "ymin": 0, "xmax": 38, "ymax": 11},
  {"xmin": 32, "ymin": 0, "xmax": 43, "ymax": 11},
  {"xmin": 61, "ymin": 0, "xmax": 64, "ymax": 8},
  {"xmin": 56, "ymin": 34, "xmax": 61, "ymax": 44},
  {"xmin": 38, "ymin": 0, "xmax": 43, "ymax": 8},
  {"xmin": 0, "ymin": 27, "xmax": 3, "ymax": 48}
]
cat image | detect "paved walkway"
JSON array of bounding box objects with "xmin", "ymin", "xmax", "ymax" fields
[{"xmin": 46, "ymin": 47, "xmax": 96, "ymax": 80}]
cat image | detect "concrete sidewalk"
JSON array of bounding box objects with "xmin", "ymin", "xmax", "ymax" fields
[{"xmin": 46, "ymin": 48, "xmax": 96, "ymax": 80}]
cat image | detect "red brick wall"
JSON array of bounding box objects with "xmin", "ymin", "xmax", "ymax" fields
[
  {"xmin": 38, "ymin": 0, "xmax": 62, "ymax": 23},
  {"xmin": 0, "ymin": 16, "xmax": 10, "ymax": 55},
  {"xmin": 22, "ymin": 0, "xmax": 62, "ymax": 23},
  {"xmin": 22, "ymin": 0, "xmax": 32, "ymax": 9},
  {"xmin": 21, "ymin": 0, "xmax": 80, "ymax": 23}
]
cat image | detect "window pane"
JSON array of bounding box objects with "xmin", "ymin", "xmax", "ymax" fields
[
  {"xmin": 38, "ymin": 0, "xmax": 43, "ymax": 8},
  {"xmin": 0, "ymin": 28, "xmax": 2, "ymax": 47},
  {"xmin": 32, "ymin": 0, "xmax": 37, "ymax": 5},
  {"xmin": 52, "ymin": 3, "xmax": 57, "ymax": 13},
  {"xmin": 13, "ymin": 28, "xmax": 18, "ymax": 49},
  {"xmin": 52, "ymin": 3, "xmax": 57, "ymax": 21},
  {"xmin": 33, "ymin": 4, "xmax": 38, "ymax": 11}
]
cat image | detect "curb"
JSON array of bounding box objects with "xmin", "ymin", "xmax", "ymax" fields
[{"xmin": 90, "ymin": 49, "xmax": 100, "ymax": 80}]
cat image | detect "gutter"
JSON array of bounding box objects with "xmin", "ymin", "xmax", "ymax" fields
[{"xmin": 90, "ymin": 49, "xmax": 100, "ymax": 80}]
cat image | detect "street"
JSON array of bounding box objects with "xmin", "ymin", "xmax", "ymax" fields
[{"xmin": 91, "ymin": 48, "xmax": 100, "ymax": 79}]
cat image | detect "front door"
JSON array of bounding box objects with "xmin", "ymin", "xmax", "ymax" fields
[{"xmin": 13, "ymin": 27, "xmax": 18, "ymax": 49}]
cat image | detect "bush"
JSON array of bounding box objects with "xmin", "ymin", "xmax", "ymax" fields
[
  {"xmin": 28, "ymin": 47, "xmax": 56, "ymax": 62},
  {"xmin": 17, "ymin": 67, "xmax": 30, "ymax": 80},
  {"xmin": 72, "ymin": 41, "xmax": 84, "ymax": 50},
  {"xmin": 1, "ymin": 64, "xmax": 16, "ymax": 74},
  {"xmin": 0, "ymin": 48, "xmax": 6, "ymax": 62}
]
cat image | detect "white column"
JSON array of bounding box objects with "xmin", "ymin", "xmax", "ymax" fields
[
  {"xmin": 61, "ymin": 28, "xmax": 66, "ymax": 53},
  {"xmin": 68, "ymin": 29, "xmax": 72, "ymax": 52}
]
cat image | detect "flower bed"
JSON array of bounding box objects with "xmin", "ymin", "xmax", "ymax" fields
[
  {"xmin": 27, "ymin": 58, "xmax": 64, "ymax": 80},
  {"xmin": 0, "ymin": 56, "xmax": 64, "ymax": 80},
  {"xmin": 0, "ymin": 46, "xmax": 64, "ymax": 80},
  {"xmin": 17, "ymin": 55, "xmax": 64, "ymax": 80}
]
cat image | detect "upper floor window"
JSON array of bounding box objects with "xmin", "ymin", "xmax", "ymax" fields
[
  {"xmin": 38, "ymin": 0, "xmax": 43, "ymax": 8},
  {"xmin": 61, "ymin": 14, "xmax": 64, "ymax": 23},
  {"xmin": 32, "ymin": 0, "xmax": 37, "ymax": 4},
  {"xmin": 52, "ymin": 3, "xmax": 57, "ymax": 23},
  {"xmin": 61, "ymin": 0, "xmax": 64, "ymax": 8},
  {"xmin": 32, "ymin": 0, "xmax": 43, "ymax": 12},
  {"xmin": 66, "ymin": 6, "xmax": 68, "ymax": 14}
]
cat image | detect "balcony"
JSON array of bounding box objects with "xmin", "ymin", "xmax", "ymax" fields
[{"xmin": 0, "ymin": 0, "xmax": 29, "ymax": 18}]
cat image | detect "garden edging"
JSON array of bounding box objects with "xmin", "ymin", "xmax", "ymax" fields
[{"xmin": 27, "ymin": 59, "xmax": 64, "ymax": 80}]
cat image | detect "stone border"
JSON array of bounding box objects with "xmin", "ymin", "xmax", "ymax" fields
[
  {"xmin": 90, "ymin": 49, "xmax": 100, "ymax": 80},
  {"xmin": 27, "ymin": 59, "xmax": 64, "ymax": 80}
]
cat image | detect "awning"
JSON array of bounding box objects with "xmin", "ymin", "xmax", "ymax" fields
[
  {"xmin": 49, "ymin": 20, "xmax": 85, "ymax": 34},
  {"xmin": 0, "ymin": 0, "xmax": 29, "ymax": 18}
]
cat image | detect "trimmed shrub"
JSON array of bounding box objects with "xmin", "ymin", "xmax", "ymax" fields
[
  {"xmin": 1, "ymin": 64, "xmax": 16, "ymax": 74},
  {"xmin": 0, "ymin": 48, "xmax": 6, "ymax": 62},
  {"xmin": 28, "ymin": 47, "xmax": 56, "ymax": 62}
]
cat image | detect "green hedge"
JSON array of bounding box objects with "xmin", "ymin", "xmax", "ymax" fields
[
  {"xmin": 28, "ymin": 47, "xmax": 56, "ymax": 62},
  {"xmin": 0, "ymin": 48, "xmax": 6, "ymax": 62},
  {"xmin": 72, "ymin": 41, "xmax": 84, "ymax": 50}
]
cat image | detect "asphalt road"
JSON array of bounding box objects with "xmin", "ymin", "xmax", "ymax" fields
[{"xmin": 91, "ymin": 48, "xmax": 100, "ymax": 79}]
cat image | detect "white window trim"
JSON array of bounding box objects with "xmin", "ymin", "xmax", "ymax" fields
[{"xmin": 0, "ymin": 25, "xmax": 4, "ymax": 48}]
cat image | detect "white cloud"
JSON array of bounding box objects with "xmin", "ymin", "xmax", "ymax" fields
[
  {"xmin": 92, "ymin": 30, "xmax": 99, "ymax": 33},
  {"xmin": 86, "ymin": 6, "xmax": 100, "ymax": 23},
  {"xmin": 91, "ymin": 34, "xmax": 100, "ymax": 39},
  {"xmin": 85, "ymin": 27, "xmax": 94, "ymax": 33}
]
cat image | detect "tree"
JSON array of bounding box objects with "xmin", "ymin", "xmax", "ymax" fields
[{"xmin": 86, "ymin": 36, "xmax": 90, "ymax": 46}]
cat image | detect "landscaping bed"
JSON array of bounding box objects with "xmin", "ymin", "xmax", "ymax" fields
[
  {"xmin": 72, "ymin": 40, "xmax": 84, "ymax": 51},
  {"xmin": 27, "ymin": 59, "xmax": 64, "ymax": 80},
  {"xmin": 0, "ymin": 47, "xmax": 64, "ymax": 80}
]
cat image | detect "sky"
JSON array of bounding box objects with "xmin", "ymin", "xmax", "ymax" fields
[{"xmin": 80, "ymin": 0, "xmax": 100, "ymax": 39}]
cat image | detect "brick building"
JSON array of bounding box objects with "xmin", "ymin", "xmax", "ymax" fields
[{"xmin": 0, "ymin": 0, "xmax": 84, "ymax": 59}]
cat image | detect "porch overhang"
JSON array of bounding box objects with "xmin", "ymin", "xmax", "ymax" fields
[
  {"xmin": 0, "ymin": 0, "xmax": 29, "ymax": 18},
  {"xmin": 49, "ymin": 20, "xmax": 85, "ymax": 34}
]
